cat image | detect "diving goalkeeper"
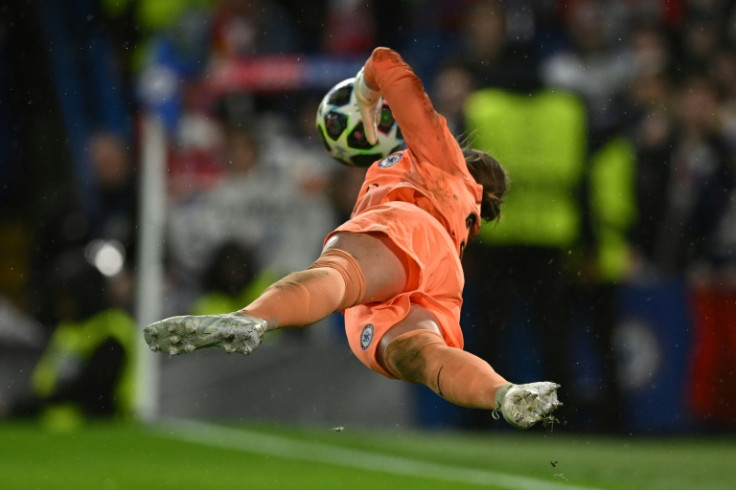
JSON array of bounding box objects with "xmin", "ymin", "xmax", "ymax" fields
[{"xmin": 144, "ymin": 47, "xmax": 561, "ymax": 429}]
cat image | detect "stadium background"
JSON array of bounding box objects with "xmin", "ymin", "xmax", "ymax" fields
[{"xmin": 1, "ymin": 0, "xmax": 736, "ymax": 487}]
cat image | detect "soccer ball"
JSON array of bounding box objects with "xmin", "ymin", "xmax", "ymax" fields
[{"xmin": 315, "ymin": 77, "xmax": 404, "ymax": 167}]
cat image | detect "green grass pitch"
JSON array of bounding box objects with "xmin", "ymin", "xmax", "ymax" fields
[{"xmin": 1, "ymin": 420, "xmax": 734, "ymax": 489}]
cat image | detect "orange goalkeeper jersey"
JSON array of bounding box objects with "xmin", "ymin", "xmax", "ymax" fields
[{"xmin": 353, "ymin": 47, "xmax": 483, "ymax": 257}]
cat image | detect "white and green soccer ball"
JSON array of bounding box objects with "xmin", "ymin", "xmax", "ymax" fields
[{"xmin": 315, "ymin": 77, "xmax": 404, "ymax": 167}]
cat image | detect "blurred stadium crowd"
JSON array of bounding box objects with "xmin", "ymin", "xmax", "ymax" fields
[{"xmin": 1, "ymin": 0, "xmax": 736, "ymax": 434}]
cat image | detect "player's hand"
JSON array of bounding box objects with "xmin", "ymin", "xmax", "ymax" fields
[{"xmin": 354, "ymin": 68, "xmax": 380, "ymax": 145}]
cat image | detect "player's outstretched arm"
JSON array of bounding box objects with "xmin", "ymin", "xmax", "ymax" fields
[{"xmin": 358, "ymin": 47, "xmax": 467, "ymax": 175}]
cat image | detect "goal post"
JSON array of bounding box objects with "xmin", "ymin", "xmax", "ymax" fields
[{"xmin": 134, "ymin": 114, "xmax": 167, "ymax": 422}]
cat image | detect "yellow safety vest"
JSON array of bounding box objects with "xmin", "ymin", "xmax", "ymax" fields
[
  {"xmin": 31, "ymin": 308, "xmax": 137, "ymax": 426},
  {"xmin": 464, "ymin": 88, "xmax": 587, "ymax": 247},
  {"xmin": 588, "ymin": 137, "xmax": 637, "ymax": 281}
]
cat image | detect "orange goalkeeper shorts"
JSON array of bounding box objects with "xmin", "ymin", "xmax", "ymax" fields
[{"xmin": 325, "ymin": 201, "xmax": 465, "ymax": 378}]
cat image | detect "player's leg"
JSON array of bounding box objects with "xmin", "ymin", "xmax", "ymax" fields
[
  {"xmin": 379, "ymin": 306, "xmax": 562, "ymax": 429},
  {"xmin": 243, "ymin": 232, "xmax": 408, "ymax": 328},
  {"xmin": 144, "ymin": 231, "xmax": 407, "ymax": 355},
  {"xmin": 378, "ymin": 306, "xmax": 509, "ymax": 409}
]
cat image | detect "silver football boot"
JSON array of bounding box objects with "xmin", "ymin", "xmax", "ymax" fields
[{"xmin": 143, "ymin": 312, "xmax": 267, "ymax": 356}]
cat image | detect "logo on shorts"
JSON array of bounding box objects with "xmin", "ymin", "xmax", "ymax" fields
[
  {"xmin": 378, "ymin": 153, "xmax": 402, "ymax": 168},
  {"xmin": 360, "ymin": 324, "xmax": 374, "ymax": 350}
]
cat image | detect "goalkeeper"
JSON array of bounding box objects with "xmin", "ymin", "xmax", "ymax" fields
[{"xmin": 145, "ymin": 47, "xmax": 561, "ymax": 429}]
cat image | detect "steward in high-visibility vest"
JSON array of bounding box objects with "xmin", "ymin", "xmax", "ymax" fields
[
  {"xmin": 573, "ymin": 136, "xmax": 636, "ymax": 433},
  {"xmin": 20, "ymin": 249, "xmax": 137, "ymax": 428},
  {"xmin": 465, "ymin": 88, "xmax": 587, "ymax": 248},
  {"xmin": 587, "ymin": 137, "xmax": 637, "ymax": 283},
  {"xmin": 30, "ymin": 308, "xmax": 137, "ymax": 426},
  {"xmin": 460, "ymin": 88, "xmax": 588, "ymax": 429}
]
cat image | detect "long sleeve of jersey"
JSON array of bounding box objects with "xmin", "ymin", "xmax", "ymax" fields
[
  {"xmin": 352, "ymin": 48, "xmax": 483, "ymax": 257},
  {"xmin": 363, "ymin": 47, "xmax": 466, "ymax": 176}
]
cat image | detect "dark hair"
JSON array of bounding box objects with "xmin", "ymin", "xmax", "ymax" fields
[{"xmin": 463, "ymin": 148, "xmax": 508, "ymax": 222}]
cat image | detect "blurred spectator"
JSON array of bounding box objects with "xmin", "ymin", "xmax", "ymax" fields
[
  {"xmin": 34, "ymin": 131, "xmax": 136, "ymax": 251},
  {"xmin": 573, "ymin": 136, "xmax": 637, "ymax": 433},
  {"xmin": 167, "ymin": 82, "xmax": 228, "ymax": 201},
  {"xmin": 649, "ymin": 74, "xmax": 732, "ymax": 275},
  {"xmin": 623, "ymin": 22, "xmax": 678, "ymax": 277},
  {"xmin": 30, "ymin": 130, "xmax": 137, "ymax": 326},
  {"xmin": 9, "ymin": 250, "xmax": 137, "ymax": 428},
  {"xmin": 629, "ymin": 19, "xmax": 673, "ymax": 78},
  {"xmin": 321, "ymin": 0, "xmax": 375, "ymax": 55},
  {"xmin": 258, "ymin": 93, "xmax": 335, "ymax": 198},
  {"xmin": 431, "ymin": 60, "xmax": 478, "ymax": 136},
  {"xmin": 167, "ymin": 116, "xmax": 333, "ymax": 303},
  {"xmin": 677, "ymin": 14, "xmax": 723, "ymax": 73},
  {"xmin": 87, "ymin": 132, "xmax": 138, "ymax": 255},
  {"xmin": 445, "ymin": 0, "xmax": 542, "ymax": 93},
  {"xmin": 620, "ymin": 22, "xmax": 736, "ymax": 430},
  {"xmin": 33, "ymin": 0, "xmax": 132, "ymax": 218},
  {"xmin": 710, "ymin": 46, "xmax": 736, "ymax": 146},
  {"xmin": 211, "ymin": 0, "xmax": 299, "ymax": 59},
  {"xmin": 190, "ymin": 241, "xmax": 279, "ymax": 316},
  {"xmin": 542, "ymin": 0, "xmax": 637, "ymax": 140}
]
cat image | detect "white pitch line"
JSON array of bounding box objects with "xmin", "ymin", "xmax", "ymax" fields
[{"xmin": 153, "ymin": 418, "xmax": 600, "ymax": 490}]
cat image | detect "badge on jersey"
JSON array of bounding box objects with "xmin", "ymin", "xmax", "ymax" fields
[
  {"xmin": 378, "ymin": 153, "xmax": 403, "ymax": 168},
  {"xmin": 360, "ymin": 324, "xmax": 374, "ymax": 350}
]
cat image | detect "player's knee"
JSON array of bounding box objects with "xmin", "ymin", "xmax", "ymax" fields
[
  {"xmin": 385, "ymin": 336, "xmax": 424, "ymax": 382},
  {"xmin": 384, "ymin": 330, "xmax": 443, "ymax": 385},
  {"xmin": 310, "ymin": 249, "xmax": 365, "ymax": 309}
]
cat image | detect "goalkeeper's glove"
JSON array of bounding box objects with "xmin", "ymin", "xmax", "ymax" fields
[{"xmin": 354, "ymin": 67, "xmax": 380, "ymax": 145}]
